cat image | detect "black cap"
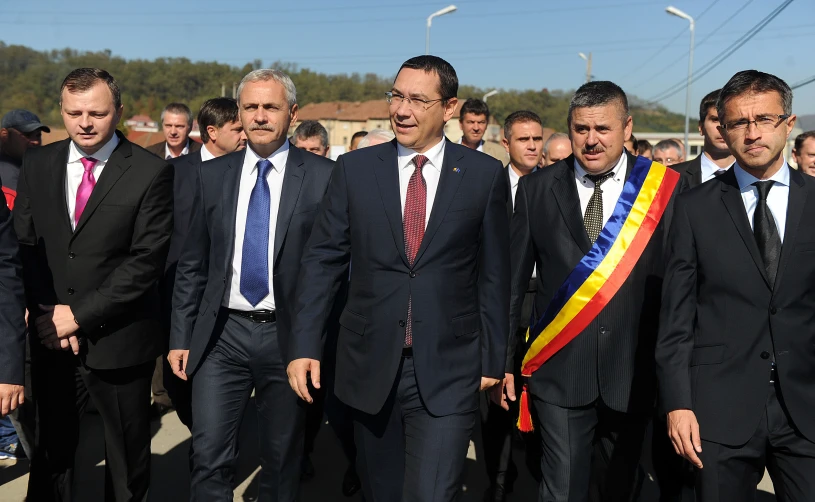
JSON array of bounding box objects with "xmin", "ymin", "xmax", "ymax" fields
[{"xmin": 1, "ymin": 109, "xmax": 51, "ymax": 134}]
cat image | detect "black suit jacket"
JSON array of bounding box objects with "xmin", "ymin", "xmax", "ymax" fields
[
  {"xmin": 14, "ymin": 132, "xmax": 174, "ymax": 370},
  {"xmin": 146, "ymin": 140, "xmax": 201, "ymax": 160},
  {"xmin": 671, "ymin": 155, "xmax": 703, "ymax": 189},
  {"xmin": 170, "ymin": 143, "xmax": 335, "ymax": 376},
  {"xmin": 657, "ymin": 166, "xmax": 815, "ymax": 445},
  {"xmin": 0, "ymin": 179, "xmax": 25, "ymax": 385},
  {"xmin": 509, "ymin": 153, "xmax": 685, "ymax": 413},
  {"xmin": 290, "ymin": 139, "xmax": 510, "ymax": 417}
]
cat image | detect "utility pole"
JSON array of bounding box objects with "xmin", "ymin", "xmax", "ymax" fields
[
  {"xmin": 221, "ymin": 83, "xmax": 226, "ymax": 97},
  {"xmin": 578, "ymin": 52, "xmax": 592, "ymax": 83}
]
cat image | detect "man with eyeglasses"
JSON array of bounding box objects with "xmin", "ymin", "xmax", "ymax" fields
[
  {"xmin": 288, "ymin": 55, "xmax": 509, "ymax": 501},
  {"xmin": 652, "ymin": 138, "xmax": 684, "ymax": 167},
  {"xmin": 658, "ymin": 70, "xmax": 815, "ymax": 501}
]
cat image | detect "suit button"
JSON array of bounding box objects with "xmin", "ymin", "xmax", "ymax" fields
[
  {"xmin": 770, "ymin": 307, "xmax": 778, "ymax": 315},
  {"xmin": 599, "ymin": 326, "xmax": 607, "ymax": 334},
  {"xmin": 409, "ymin": 271, "xmax": 416, "ymax": 278},
  {"xmin": 68, "ymin": 252, "xmax": 75, "ymax": 259},
  {"xmin": 761, "ymin": 351, "xmax": 770, "ymax": 360},
  {"xmin": 67, "ymin": 288, "xmax": 75, "ymax": 295},
  {"xmin": 399, "ymin": 320, "xmax": 406, "ymax": 327}
]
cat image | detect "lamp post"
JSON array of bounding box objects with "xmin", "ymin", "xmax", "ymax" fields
[
  {"xmin": 483, "ymin": 89, "xmax": 498, "ymax": 102},
  {"xmin": 426, "ymin": 5, "xmax": 457, "ymax": 55},
  {"xmin": 578, "ymin": 52, "xmax": 592, "ymax": 83},
  {"xmin": 666, "ymin": 5, "xmax": 695, "ymax": 153}
]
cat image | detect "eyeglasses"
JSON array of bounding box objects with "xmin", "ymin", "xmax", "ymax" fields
[
  {"xmin": 721, "ymin": 114, "xmax": 790, "ymax": 133},
  {"xmin": 385, "ymin": 92, "xmax": 445, "ymax": 112}
]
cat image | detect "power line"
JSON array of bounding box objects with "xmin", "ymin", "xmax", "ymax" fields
[{"xmin": 791, "ymin": 74, "xmax": 815, "ymax": 90}]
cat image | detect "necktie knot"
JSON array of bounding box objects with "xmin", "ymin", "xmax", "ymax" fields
[
  {"xmin": 586, "ymin": 170, "xmax": 615, "ymax": 188},
  {"xmin": 754, "ymin": 180, "xmax": 775, "ymax": 201},
  {"xmin": 257, "ymin": 159, "xmax": 273, "ymax": 178},
  {"xmin": 714, "ymin": 169, "xmax": 727, "ymax": 177},
  {"xmin": 413, "ymin": 155, "xmax": 429, "ymax": 171},
  {"xmin": 80, "ymin": 157, "xmax": 97, "ymax": 173}
]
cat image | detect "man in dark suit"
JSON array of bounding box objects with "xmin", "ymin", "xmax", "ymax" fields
[
  {"xmin": 288, "ymin": 55, "xmax": 509, "ymax": 502},
  {"xmin": 170, "ymin": 69, "xmax": 334, "ymax": 502},
  {"xmin": 160, "ymin": 97, "xmax": 246, "ymax": 429},
  {"xmin": 145, "ymin": 102, "xmax": 202, "ymax": 160},
  {"xmin": 14, "ymin": 68, "xmax": 173, "ymax": 501},
  {"xmin": 671, "ymin": 89, "xmax": 735, "ymax": 189},
  {"xmin": 500, "ymin": 81, "xmax": 685, "ymax": 502},
  {"xmin": 658, "ymin": 70, "xmax": 815, "ymax": 501}
]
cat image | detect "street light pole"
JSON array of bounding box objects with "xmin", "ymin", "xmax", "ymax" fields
[
  {"xmin": 578, "ymin": 52, "xmax": 592, "ymax": 83},
  {"xmin": 666, "ymin": 5, "xmax": 695, "ymax": 153},
  {"xmin": 426, "ymin": 5, "xmax": 457, "ymax": 55},
  {"xmin": 483, "ymin": 89, "xmax": 498, "ymax": 102}
]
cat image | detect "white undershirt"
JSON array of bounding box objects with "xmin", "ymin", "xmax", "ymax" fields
[{"xmin": 65, "ymin": 134, "xmax": 120, "ymax": 230}]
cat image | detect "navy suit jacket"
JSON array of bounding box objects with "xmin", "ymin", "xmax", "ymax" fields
[
  {"xmin": 170, "ymin": 143, "xmax": 335, "ymax": 376},
  {"xmin": 290, "ymin": 139, "xmax": 510, "ymax": 417}
]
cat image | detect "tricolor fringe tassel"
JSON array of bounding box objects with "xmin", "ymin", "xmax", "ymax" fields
[{"xmin": 516, "ymin": 384, "xmax": 534, "ymax": 432}]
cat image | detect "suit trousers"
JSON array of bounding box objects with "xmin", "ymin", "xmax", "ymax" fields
[
  {"xmin": 697, "ymin": 381, "xmax": 815, "ymax": 502},
  {"xmin": 532, "ymin": 395, "xmax": 647, "ymax": 502},
  {"xmin": 353, "ymin": 354, "xmax": 476, "ymax": 502},
  {"xmin": 190, "ymin": 312, "xmax": 305, "ymax": 502},
  {"xmin": 27, "ymin": 348, "xmax": 153, "ymax": 502}
]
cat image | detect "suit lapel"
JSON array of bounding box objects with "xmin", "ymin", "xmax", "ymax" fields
[
  {"xmin": 719, "ymin": 170, "xmax": 770, "ymax": 288},
  {"xmin": 50, "ymin": 140, "xmax": 72, "ymax": 231},
  {"xmin": 374, "ymin": 141, "xmax": 409, "ymax": 267},
  {"xmin": 690, "ymin": 156, "xmax": 703, "ymax": 187},
  {"xmin": 71, "ymin": 137, "xmax": 132, "ymax": 238},
  {"xmin": 774, "ymin": 166, "xmax": 806, "ymax": 291},
  {"xmin": 221, "ymin": 151, "xmax": 244, "ymax": 273},
  {"xmin": 412, "ymin": 141, "xmax": 466, "ymax": 266},
  {"xmin": 551, "ymin": 156, "xmax": 592, "ymax": 254},
  {"xmin": 273, "ymin": 145, "xmax": 305, "ymax": 268}
]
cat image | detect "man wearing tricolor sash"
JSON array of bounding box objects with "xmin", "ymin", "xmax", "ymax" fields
[{"xmin": 496, "ymin": 81, "xmax": 685, "ymax": 502}]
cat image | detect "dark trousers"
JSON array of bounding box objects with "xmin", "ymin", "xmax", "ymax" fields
[
  {"xmin": 8, "ymin": 333, "xmax": 35, "ymax": 459},
  {"xmin": 151, "ymin": 355, "xmax": 172, "ymax": 408},
  {"xmin": 532, "ymin": 395, "xmax": 647, "ymax": 502},
  {"xmin": 163, "ymin": 355, "xmax": 193, "ymax": 430},
  {"xmin": 190, "ymin": 313, "xmax": 305, "ymax": 502},
  {"xmin": 353, "ymin": 355, "xmax": 476, "ymax": 502},
  {"xmin": 479, "ymin": 392, "xmax": 517, "ymax": 492},
  {"xmin": 304, "ymin": 386, "xmax": 324, "ymax": 457},
  {"xmin": 27, "ymin": 348, "xmax": 153, "ymax": 502},
  {"xmin": 697, "ymin": 382, "xmax": 815, "ymax": 502},
  {"xmin": 651, "ymin": 414, "xmax": 696, "ymax": 502}
]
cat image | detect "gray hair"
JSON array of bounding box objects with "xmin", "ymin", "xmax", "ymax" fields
[
  {"xmin": 357, "ymin": 129, "xmax": 395, "ymax": 148},
  {"xmin": 237, "ymin": 69, "xmax": 297, "ymax": 109},
  {"xmin": 160, "ymin": 102, "xmax": 193, "ymax": 127},
  {"xmin": 568, "ymin": 80, "xmax": 629, "ymax": 127},
  {"xmin": 543, "ymin": 132, "xmax": 569, "ymax": 156},
  {"xmin": 653, "ymin": 139, "xmax": 682, "ymax": 154},
  {"xmin": 292, "ymin": 120, "xmax": 329, "ymax": 149}
]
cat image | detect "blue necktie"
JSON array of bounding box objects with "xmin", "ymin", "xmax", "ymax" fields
[{"xmin": 240, "ymin": 159, "xmax": 273, "ymax": 307}]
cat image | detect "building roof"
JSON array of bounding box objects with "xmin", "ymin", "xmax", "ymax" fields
[
  {"xmin": 297, "ymin": 100, "xmax": 390, "ymax": 122},
  {"xmin": 126, "ymin": 114, "xmax": 154, "ymax": 123}
]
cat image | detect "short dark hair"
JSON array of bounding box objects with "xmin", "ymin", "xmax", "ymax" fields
[
  {"xmin": 568, "ymin": 81, "xmax": 629, "ymax": 127},
  {"xmin": 293, "ymin": 120, "xmax": 329, "ymax": 149},
  {"xmin": 699, "ymin": 89, "xmax": 721, "ymax": 123},
  {"xmin": 198, "ymin": 98, "xmax": 239, "ymax": 144},
  {"xmin": 460, "ymin": 98, "xmax": 490, "ymax": 121},
  {"xmin": 396, "ymin": 55, "xmax": 458, "ymax": 101},
  {"xmin": 628, "ymin": 134, "xmax": 637, "ymax": 145},
  {"xmin": 351, "ymin": 130, "xmax": 368, "ymax": 143},
  {"xmin": 717, "ymin": 70, "xmax": 792, "ymax": 123},
  {"xmin": 636, "ymin": 139, "xmax": 652, "ymax": 155},
  {"xmin": 503, "ymin": 110, "xmax": 541, "ymax": 140},
  {"xmin": 653, "ymin": 139, "xmax": 682, "ymax": 153},
  {"xmin": 161, "ymin": 103, "xmax": 193, "ymax": 127},
  {"xmin": 794, "ymin": 131, "xmax": 815, "ymax": 152},
  {"xmin": 60, "ymin": 68, "xmax": 122, "ymax": 110}
]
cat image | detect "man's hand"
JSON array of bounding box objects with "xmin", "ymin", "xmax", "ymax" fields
[
  {"xmin": 36, "ymin": 304, "xmax": 80, "ymax": 340},
  {"xmin": 480, "ymin": 376, "xmax": 500, "ymax": 391},
  {"xmin": 489, "ymin": 373, "xmax": 516, "ymax": 410},
  {"xmin": 287, "ymin": 358, "xmax": 321, "ymax": 403},
  {"xmin": 0, "ymin": 384, "xmax": 24, "ymax": 417},
  {"xmin": 667, "ymin": 409, "xmax": 704, "ymax": 469},
  {"xmin": 168, "ymin": 350, "xmax": 190, "ymax": 381}
]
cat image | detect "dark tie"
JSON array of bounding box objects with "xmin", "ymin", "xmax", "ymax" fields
[
  {"xmin": 404, "ymin": 155, "xmax": 428, "ymax": 347},
  {"xmin": 583, "ymin": 171, "xmax": 616, "ymax": 242},
  {"xmin": 753, "ymin": 181, "xmax": 781, "ymax": 287},
  {"xmin": 240, "ymin": 159, "xmax": 273, "ymax": 307},
  {"xmin": 715, "ymin": 169, "xmax": 727, "ymax": 177}
]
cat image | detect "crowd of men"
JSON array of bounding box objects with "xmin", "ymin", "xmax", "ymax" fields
[{"xmin": 0, "ymin": 56, "xmax": 813, "ymax": 502}]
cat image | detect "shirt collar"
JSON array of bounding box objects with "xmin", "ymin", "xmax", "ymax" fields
[
  {"xmin": 165, "ymin": 139, "xmax": 190, "ymax": 159},
  {"xmin": 397, "ymin": 137, "xmax": 445, "ymax": 173},
  {"xmin": 573, "ymin": 152, "xmax": 627, "ymax": 184},
  {"xmin": 200, "ymin": 143, "xmax": 218, "ymax": 162},
  {"xmin": 68, "ymin": 133, "xmax": 120, "ymax": 164},
  {"xmin": 245, "ymin": 139, "xmax": 289, "ymax": 173},
  {"xmin": 507, "ymin": 164, "xmax": 521, "ymax": 188},
  {"xmin": 733, "ymin": 159, "xmax": 790, "ymax": 191},
  {"xmin": 700, "ymin": 152, "xmax": 730, "ymax": 180}
]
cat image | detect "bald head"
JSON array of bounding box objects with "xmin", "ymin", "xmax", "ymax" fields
[{"xmin": 543, "ymin": 133, "xmax": 572, "ymax": 166}]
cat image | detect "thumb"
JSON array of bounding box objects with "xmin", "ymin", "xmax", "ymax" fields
[{"xmin": 310, "ymin": 360, "xmax": 321, "ymax": 389}]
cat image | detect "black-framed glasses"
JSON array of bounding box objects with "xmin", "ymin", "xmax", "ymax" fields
[
  {"xmin": 721, "ymin": 114, "xmax": 790, "ymax": 133},
  {"xmin": 385, "ymin": 92, "xmax": 445, "ymax": 112}
]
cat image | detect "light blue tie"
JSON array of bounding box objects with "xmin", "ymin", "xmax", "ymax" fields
[{"xmin": 240, "ymin": 159, "xmax": 273, "ymax": 307}]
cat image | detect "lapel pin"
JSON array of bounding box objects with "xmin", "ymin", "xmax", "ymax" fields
[{"xmin": 453, "ymin": 167, "xmax": 460, "ymax": 173}]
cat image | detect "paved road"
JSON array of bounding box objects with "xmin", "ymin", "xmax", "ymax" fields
[{"xmin": 1, "ymin": 404, "xmax": 776, "ymax": 501}]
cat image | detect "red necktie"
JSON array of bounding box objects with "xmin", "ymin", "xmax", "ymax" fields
[{"xmin": 404, "ymin": 155, "xmax": 428, "ymax": 347}]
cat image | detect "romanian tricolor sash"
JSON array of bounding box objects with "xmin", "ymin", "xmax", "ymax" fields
[{"xmin": 516, "ymin": 157, "xmax": 679, "ymax": 432}]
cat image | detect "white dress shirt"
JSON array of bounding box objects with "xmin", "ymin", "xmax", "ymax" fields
[
  {"xmin": 164, "ymin": 140, "xmax": 190, "ymax": 160},
  {"xmin": 398, "ymin": 138, "xmax": 445, "ymax": 228},
  {"xmin": 199, "ymin": 143, "xmax": 218, "ymax": 162},
  {"xmin": 700, "ymin": 152, "xmax": 731, "ymax": 184},
  {"xmin": 733, "ymin": 161, "xmax": 790, "ymax": 243},
  {"xmin": 225, "ymin": 140, "xmax": 290, "ymax": 310},
  {"xmin": 573, "ymin": 153, "xmax": 627, "ymax": 229},
  {"xmin": 458, "ymin": 137, "xmax": 484, "ymax": 152},
  {"xmin": 66, "ymin": 134, "xmax": 120, "ymax": 230}
]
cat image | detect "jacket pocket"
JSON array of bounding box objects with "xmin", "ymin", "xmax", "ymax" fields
[
  {"xmin": 339, "ymin": 309, "xmax": 367, "ymax": 336},
  {"xmin": 690, "ymin": 344, "xmax": 725, "ymax": 366},
  {"xmin": 452, "ymin": 312, "xmax": 481, "ymax": 338}
]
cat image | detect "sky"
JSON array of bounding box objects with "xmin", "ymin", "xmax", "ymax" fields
[{"xmin": 2, "ymin": 0, "xmax": 814, "ymax": 118}]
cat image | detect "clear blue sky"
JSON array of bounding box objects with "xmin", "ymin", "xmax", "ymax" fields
[{"xmin": 2, "ymin": 0, "xmax": 814, "ymax": 117}]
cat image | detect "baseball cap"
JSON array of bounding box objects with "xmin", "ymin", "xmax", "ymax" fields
[{"xmin": 1, "ymin": 109, "xmax": 51, "ymax": 134}]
